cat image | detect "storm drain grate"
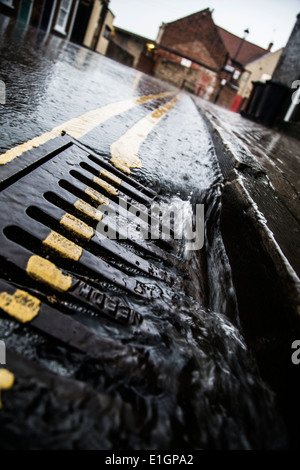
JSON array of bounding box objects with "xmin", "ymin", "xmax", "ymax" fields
[
  {"xmin": 0, "ymin": 129, "xmax": 288, "ymax": 452},
  {"xmin": 0, "ymin": 135, "xmax": 197, "ymax": 362}
]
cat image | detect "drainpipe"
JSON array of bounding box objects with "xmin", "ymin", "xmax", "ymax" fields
[
  {"xmin": 233, "ymin": 28, "xmax": 250, "ymax": 61},
  {"xmin": 67, "ymin": 0, "xmax": 80, "ymax": 41},
  {"xmin": 284, "ymin": 84, "xmax": 300, "ymax": 122}
]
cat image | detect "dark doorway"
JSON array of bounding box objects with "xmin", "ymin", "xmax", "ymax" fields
[
  {"xmin": 70, "ymin": 0, "xmax": 93, "ymax": 45},
  {"xmin": 40, "ymin": 0, "xmax": 56, "ymax": 32}
]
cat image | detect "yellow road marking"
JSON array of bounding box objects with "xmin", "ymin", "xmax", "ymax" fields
[
  {"xmin": 74, "ymin": 199, "xmax": 103, "ymax": 222},
  {"xmin": 43, "ymin": 231, "xmax": 83, "ymax": 260},
  {"xmin": 60, "ymin": 92, "xmax": 172, "ymax": 139},
  {"xmin": 110, "ymin": 94, "xmax": 182, "ymax": 174},
  {"xmin": 93, "ymin": 176, "xmax": 118, "ymax": 196},
  {"xmin": 0, "ymin": 92, "xmax": 173, "ymax": 165},
  {"xmin": 132, "ymin": 72, "xmax": 142, "ymax": 93},
  {"xmin": 100, "ymin": 169, "xmax": 122, "ymax": 186},
  {"xmin": 0, "ymin": 131, "xmax": 62, "ymax": 165},
  {"xmin": 27, "ymin": 255, "xmax": 72, "ymax": 292},
  {"xmin": 0, "ymin": 369, "xmax": 15, "ymax": 409},
  {"xmin": 0, "ymin": 289, "xmax": 40, "ymax": 323},
  {"xmin": 60, "ymin": 213, "xmax": 94, "ymax": 240},
  {"xmin": 85, "ymin": 187, "xmax": 110, "ymax": 206}
]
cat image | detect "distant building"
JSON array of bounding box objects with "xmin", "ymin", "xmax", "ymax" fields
[
  {"xmin": 155, "ymin": 9, "xmax": 271, "ymax": 108},
  {"xmin": 107, "ymin": 9, "xmax": 271, "ymax": 109},
  {"xmin": 0, "ymin": 0, "xmax": 114, "ymax": 55},
  {"xmin": 106, "ymin": 26, "xmax": 152, "ymax": 69},
  {"xmin": 232, "ymin": 48, "xmax": 283, "ymax": 110}
]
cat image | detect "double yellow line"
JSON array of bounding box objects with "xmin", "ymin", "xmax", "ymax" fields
[{"xmin": 0, "ymin": 92, "xmax": 181, "ymax": 171}]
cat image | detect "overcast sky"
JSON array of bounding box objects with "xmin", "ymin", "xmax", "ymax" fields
[{"xmin": 109, "ymin": 0, "xmax": 300, "ymax": 52}]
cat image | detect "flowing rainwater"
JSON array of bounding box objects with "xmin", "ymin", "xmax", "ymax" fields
[{"xmin": 0, "ymin": 16, "xmax": 288, "ymax": 449}]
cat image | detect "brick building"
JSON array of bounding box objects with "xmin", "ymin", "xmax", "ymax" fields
[
  {"xmin": 156, "ymin": 9, "xmax": 271, "ymax": 107},
  {"xmin": 107, "ymin": 8, "xmax": 271, "ymax": 108}
]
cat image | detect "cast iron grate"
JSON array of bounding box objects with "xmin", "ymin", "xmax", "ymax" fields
[
  {"xmin": 0, "ymin": 135, "xmax": 287, "ymax": 451},
  {"xmin": 0, "ymin": 134, "xmax": 195, "ymax": 358}
]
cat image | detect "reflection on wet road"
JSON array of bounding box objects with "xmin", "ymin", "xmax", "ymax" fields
[
  {"xmin": 0, "ymin": 15, "xmax": 288, "ymax": 450},
  {"xmin": 0, "ymin": 91, "xmax": 174, "ymax": 164}
]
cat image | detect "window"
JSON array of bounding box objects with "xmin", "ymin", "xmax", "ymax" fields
[
  {"xmin": 233, "ymin": 70, "xmax": 241, "ymax": 80},
  {"xmin": 0, "ymin": 0, "xmax": 14, "ymax": 6},
  {"xmin": 181, "ymin": 58, "xmax": 192, "ymax": 68},
  {"xmin": 103, "ymin": 25, "xmax": 111, "ymax": 40},
  {"xmin": 55, "ymin": 0, "xmax": 72, "ymax": 34}
]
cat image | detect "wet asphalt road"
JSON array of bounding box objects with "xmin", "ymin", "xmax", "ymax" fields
[
  {"xmin": 0, "ymin": 15, "xmax": 217, "ymax": 197},
  {"xmin": 0, "ymin": 14, "xmax": 233, "ymax": 319},
  {"xmin": 0, "ymin": 14, "xmax": 294, "ymax": 450}
]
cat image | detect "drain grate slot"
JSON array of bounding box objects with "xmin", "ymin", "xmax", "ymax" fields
[
  {"xmin": 87, "ymin": 152, "xmax": 156, "ymax": 199},
  {"xmin": 25, "ymin": 204, "xmax": 175, "ymax": 283},
  {"xmin": 80, "ymin": 161, "xmax": 153, "ymax": 205},
  {"xmin": 43, "ymin": 191, "xmax": 102, "ymax": 227},
  {"xmin": 58, "ymin": 179, "xmax": 109, "ymax": 207},
  {"xmin": 2, "ymin": 227, "xmax": 143, "ymax": 326}
]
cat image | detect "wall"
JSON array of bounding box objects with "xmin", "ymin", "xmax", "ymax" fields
[
  {"xmin": 195, "ymin": 68, "xmax": 218, "ymax": 100},
  {"xmin": 159, "ymin": 9, "xmax": 228, "ymax": 70},
  {"xmin": 136, "ymin": 53, "xmax": 155, "ymax": 75},
  {"xmin": 216, "ymin": 83, "xmax": 237, "ymax": 108},
  {"xmin": 154, "ymin": 58, "xmax": 202, "ymax": 91},
  {"xmin": 155, "ymin": 9, "xmax": 230, "ymax": 104},
  {"xmin": 110, "ymin": 29, "xmax": 146, "ymax": 68},
  {"xmin": 106, "ymin": 40, "xmax": 134, "ymax": 67},
  {"xmin": 83, "ymin": 0, "xmax": 102, "ymax": 48},
  {"xmin": 30, "ymin": 0, "xmax": 44, "ymax": 28},
  {"xmin": 238, "ymin": 48, "xmax": 283, "ymax": 99},
  {"xmin": 95, "ymin": 8, "xmax": 114, "ymax": 55}
]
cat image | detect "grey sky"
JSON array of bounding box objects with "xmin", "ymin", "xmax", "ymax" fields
[{"xmin": 109, "ymin": 0, "xmax": 300, "ymax": 52}]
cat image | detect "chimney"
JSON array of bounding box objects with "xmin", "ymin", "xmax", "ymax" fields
[
  {"xmin": 267, "ymin": 42, "xmax": 273, "ymax": 52},
  {"xmin": 156, "ymin": 23, "xmax": 166, "ymax": 44}
]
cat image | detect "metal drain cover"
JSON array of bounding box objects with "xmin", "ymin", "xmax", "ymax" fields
[{"xmin": 0, "ymin": 135, "xmax": 286, "ymax": 450}]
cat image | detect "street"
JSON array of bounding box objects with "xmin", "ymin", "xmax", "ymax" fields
[{"xmin": 0, "ymin": 14, "xmax": 298, "ymax": 450}]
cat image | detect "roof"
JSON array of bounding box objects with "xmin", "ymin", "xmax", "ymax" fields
[
  {"xmin": 160, "ymin": 9, "xmax": 228, "ymax": 69},
  {"xmin": 113, "ymin": 26, "xmax": 153, "ymax": 44},
  {"xmin": 245, "ymin": 47, "xmax": 283, "ymax": 67},
  {"xmin": 114, "ymin": 12, "xmax": 270, "ymax": 69},
  {"xmin": 217, "ymin": 26, "xmax": 269, "ymax": 65},
  {"xmin": 165, "ymin": 7, "xmax": 211, "ymax": 25},
  {"xmin": 162, "ymin": 9, "xmax": 270, "ymax": 67}
]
